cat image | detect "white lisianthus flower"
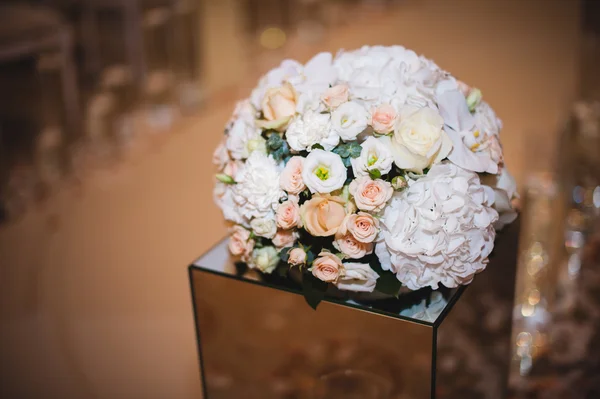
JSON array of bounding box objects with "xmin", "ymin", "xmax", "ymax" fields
[
  {"xmin": 351, "ymin": 137, "xmax": 394, "ymax": 177},
  {"xmin": 377, "ymin": 162, "xmax": 499, "ymax": 290},
  {"xmin": 302, "ymin": 149, "xmax": 347, "ymax": 194},
  {"xmin": 336, "ymin": 262, "xmax": 380, "ymax": 292},
  {"xmin": 250, "ymin": 246, "xmax": 280, "ymax": 274},
  {"xmin": 379, "ymin": 105, "xmax": 452, "ymax": 174},
  {"xmin": 250, "ymin": 216, "xmax": 278, "ymax": 239},
  {"xmin": 331, "ymin": 101, "xmax": 369, "ymax": 141},
  {"xmin": 232, "ymin": 152, "xmax": 284, "ymax": 220},
  {"xmin": 285, "ymin": 111, "xmax": 339, "ymax": 152},
  {"xmin": 481, "ymin": 167, "xmax": 519, "ymax": 231}
]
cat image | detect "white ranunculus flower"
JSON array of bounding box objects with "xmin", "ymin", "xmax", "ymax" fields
[
  {"xmin": 351, "ymin": 137, "xmax": 394, "ymax": 177},
  {"xmin": 250, "ymin": 246, "xmax": 279, "ymax": 274},
  {"xmin": 481, "ymin": 167, "xmax": 519, "ymax": 231},
  {"xmin": 302, "ymin": 149, "xmax": 347, "ymax": 194},
  {"xmin": 226, "ymin": 118, "xmax": 263, "ymax": 160},
  {"xmin": 214, "ymin": 182, "xmax": 248, "ymax": 226},
  {"xmin": 336, "ymin": 262, "xmax": 380, "ymax": 292},
  {"xmin": 331, "ymin": 101, "xmax": 369, "ymax": 141},
  {"xmin": 377, "ymin": 162, "xmax": 499, "ymax": 290},
  {"xmin": 285, "ymin": 111, "xmax": 340, "ymax": 152},
  {"xmin": 285, "ymin": 110, "xmax": 339, "ymax": 152},
  {"xmin": 380, "ymin": 105, "xmax": 452, "ymax": 173},
  {"xmin": 436, "ymin": 87, "xmax": 500, "ymax": 174},
  {"xmin": 232, "ymin": 152, "xmax": 284, "ymax": 220},
  {"xmin": 250, "ymin": 215, "xmax": 277, "ymax": 239}
]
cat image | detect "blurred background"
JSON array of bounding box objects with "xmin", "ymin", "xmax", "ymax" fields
[{"xmin": 0, "ymin": 0, "xmax": 598, "ymax": 398}]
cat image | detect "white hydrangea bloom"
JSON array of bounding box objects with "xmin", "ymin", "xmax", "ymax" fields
[
  {"xmin": 232, "ymin": 152, "xmax": 284, "ymax": 220},
  {"xmin": 377, "ymin": 162, "xmax": 499, "ymax": 290}
]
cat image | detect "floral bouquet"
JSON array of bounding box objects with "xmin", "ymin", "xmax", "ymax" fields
[{"xmin": 213, "ymin": 46, "xmax": 518, "ymax": 308}]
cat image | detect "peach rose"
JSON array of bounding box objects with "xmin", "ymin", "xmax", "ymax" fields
[
  {"xmin": 349, "ymin": 176, "xmax": 393, "ymax": 213},
  {"xmin": 321, "ymin": 84, "xmax": 349, "ymax": 109},
  {"xmin": 370, "ymin": 104, "xmax": 397, "ymax": 134},
  {"xmin": 228, "ymin": 226, "xmax": 254, "ymax": 261},
  {"xmin": 312, "ymin": 252, "xmax": 343, "ymax": 282},
  {"xmin": 272, "ymin": 229, "xmax": 297, "ymax": 249},
  {"xmin": 262, "ymin": 82, "xmax": 297, "ymax": 122},
  {"xmin": 300, "ymin": 195, "xmax": 346, "ymax": 236},
  {"xmin": 345, "ymin": 212, "xmax": 379, "ymax": 243},
  {"xmin": 280, "ymin": 156, "xmax": 306, "ymax": 195},
  {"xmin": 288, "ymin": 247, "xmax": 307, "ymax": 266},
  {"xmin": 276, "ymin": 200, "xmax": 301, "ymax": 230},
  {"xmin": 334, "ymin": 233, "xmax": 373, "ymax": 259}
]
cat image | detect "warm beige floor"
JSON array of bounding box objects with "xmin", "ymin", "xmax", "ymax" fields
[{"xmin": 0, "ymin": 1, "xmax": 582, "ymax": 398}]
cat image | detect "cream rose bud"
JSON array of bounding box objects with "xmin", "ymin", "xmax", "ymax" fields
[
  {"xmin": 272, "ymin": 229, "xmax": 297, "ymax": 249},
  {"xmin": 262, "ymin": 82, "xmax": 297, "ymax": 122},
  {"xmin": 280, "ymin": 156, "xmax": 306, "ymax": 194},
  {"xmin": 228, "ymin": 225, "xmax": 251, "ymax": 256},
  {"xmin": 300, "ymin": 195, "xmax": 346, "ymax": 236},
  {"xmin": 288, "ymin": 247, "xmax": 307, "ymax": 266},
  {"xmin": 250, "ymin": 217, "xmax": 277, "ymax": 239},
  {"xmin": 251, "ymin": 246, "xmax": 280, "ymax": 274},
  {"xmin": 381, "ymin": 105, "xmax": 452, "ymax": 173},
  {"xmin": 321, "ymin": 84, "xmax": 349, "ymax": 109},
  {"xmin": 345, "ymin": 212, "xmax": 379, "ymax": 243},
  {"xmin": 311, "ymin": 252, "xmax": 343, "ymax": 282},
  {"xmin": 332, "ymin": 101, "xmax": 369, "ymax": 141},
  {"xmin": 350, "ymin": 137, "xmax": 393, "ymax": 177},
  {"xmin": 334, "ymin": 232, "xmax": 373, "ymax": 259},
  {"xmin": 276, "ymin": 200, "xmax": 301, "ymax": 230},
  {"xmin": 349, "ymin": 176, "xmax": 393, "ymax": 212},
  {"xmin": 370, "ymin": 104, "xmax": 397, "ymax": 134},
  {"xmin": 302, "ymin": 149, "xmax": 347, "ymax": 194},
  {"xmin": 336, "ymin": 262, "xmax": 379, "ymax": 292}
]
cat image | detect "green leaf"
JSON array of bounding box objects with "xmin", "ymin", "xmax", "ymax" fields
[
  {"xmin": 306, "ymin": 250, "xmax": 316, "ymax": 265},
  {"xmin": 280, "ymin": 248, "xmax": 291, "ymax": 263},
  {"xmin": 370, "ymin": 260, "xmax": 403, "ymax": 297},
  {"xmin": 333, "ymin": 145, "xmax": 350, "ymax": 158},
  {"xmin": 341, "ymin": 157, "xmax": 352, "ymax": 168},
  {"xmin": 302, "ymin": 273, "xmax": 328, "ymax": 310},
  {"xmin": 216, "ymin": 174, "xmax": 236, "ymax": 184},
  {"xmin": 311, "ymin": 144, "xmax": 325, "ymax": 151},
  {"xmin": 277, "ymin": 264, "xmax": 289, "ymax": 278},
  {"xmin": 368, "ymin": 169, "xmax": 381, "ymax": 179},
  {"xmin": 348, "ymin": 143, "xmax": 362, "ymax": 158},
  {"xmin": 267, "ymin": 133, "xmax": 283, "ymax": 150}
]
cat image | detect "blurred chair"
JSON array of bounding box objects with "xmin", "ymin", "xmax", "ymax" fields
[{"xmin": 0, "ymin": 3, "xmax": 80, "ymax": 143}]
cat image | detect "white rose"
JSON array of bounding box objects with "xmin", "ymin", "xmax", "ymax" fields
[
  {"xmin": 285, "ymin": 111, "xmax": 339, "ymax": 152},
  {"xmin": 350, "ymin": 137, "xmax": 393, "ymax": 177},
  {"xmin": 377, "ymin": 162, "xmax": 499, "ymax": 290},
  {"xmin": 331, "ymin": 101, "xmax": 369, "ymax": 141},
  {"xmin": 336, "ymin": 262, "xmax": 379, "ymax": 292},
  {"xmin": 232, "ymin": 152, "xmax": 284, "ymax": 220},
  {"xmin": 302, "ymin": 149, "xmax": 347, "ymax": 194},
  {"xmin": 250, "ymin": 216, "xmax": 277, "ymax": 239},
  {"xmin": 250, "ymin": 246, "xmax": 280, "ymax": 274},
  {"xmin": 381, "ymin": 105, "xmax": 452, "ymax": 173}
]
